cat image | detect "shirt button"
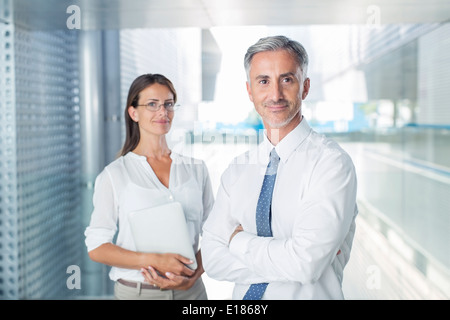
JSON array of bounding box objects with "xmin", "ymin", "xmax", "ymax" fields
[{"xmin": 168, "ymin": 195, "xmax": 174, "ymax": 201}]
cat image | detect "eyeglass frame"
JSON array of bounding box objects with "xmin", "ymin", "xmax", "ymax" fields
[{"xmin": 136, "ymin": 101, "xmax": 180, "ymax": 112}]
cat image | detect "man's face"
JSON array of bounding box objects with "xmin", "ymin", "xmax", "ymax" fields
[{"xmin": 246, "ymin": 49, "xmax": 310, "ymax": 130}]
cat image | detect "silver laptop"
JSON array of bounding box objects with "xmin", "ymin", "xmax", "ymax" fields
[{"xmin": 128, "ymin": 201, "xmax": 197, "ymax": 270}]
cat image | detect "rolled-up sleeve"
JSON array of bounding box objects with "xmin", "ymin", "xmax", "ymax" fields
[{"xmin": 84, "ymin": 169, "xmax": 118, "ymax": 252}]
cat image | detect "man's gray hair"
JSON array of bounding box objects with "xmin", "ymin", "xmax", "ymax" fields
[{"xmin": 244, "ymin": 35, "xmax": 309, "ymax": 81}]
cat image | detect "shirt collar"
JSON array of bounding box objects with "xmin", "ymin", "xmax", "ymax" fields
[
  {"xmin": 126, "ymin": 151, "xmax": 177, "ymax": 161},
  {"xmin": 261, "ymin": 116, "xmax": 312, "ymax": 164}
]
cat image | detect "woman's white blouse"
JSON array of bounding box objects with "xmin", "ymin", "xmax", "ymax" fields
[{"xmin": 84, "ymin": 152, "xmax": 214, "ymax": 282}]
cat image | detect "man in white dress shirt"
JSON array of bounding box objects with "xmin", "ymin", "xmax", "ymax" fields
[{"xmin": 201, "ymin": 35, "xmax": 358, "ymax": 299}]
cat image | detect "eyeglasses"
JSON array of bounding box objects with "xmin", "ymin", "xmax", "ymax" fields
[{"xmin": 137, "ymin": 101, "xmax": 180, "ymax": 112}]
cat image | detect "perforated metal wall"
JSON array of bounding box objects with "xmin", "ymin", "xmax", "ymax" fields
[
  {"xmin": 14, "ymin": 28, "xmax": 81, "ymax": 299},
  {"xmin": 0, "ymin": 0, "xmax": 18, "ymax": 299},
  {"xmin": 0, "ymin": 11, "xmax": 82, "ymax": 297}
]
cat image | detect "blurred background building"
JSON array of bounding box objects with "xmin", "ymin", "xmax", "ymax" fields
[{"xmin": 0, "ymin": 0, "xmax": 449, "ymax": 299}]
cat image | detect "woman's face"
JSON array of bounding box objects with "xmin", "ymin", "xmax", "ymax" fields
[{"xmin": 128, "ymin": 83, "xmax": 175, "ymax": 138}]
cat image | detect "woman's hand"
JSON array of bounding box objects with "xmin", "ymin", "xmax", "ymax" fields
[
  {"xmin": 142, "ymin": 250, "xmax": 204, "ymax": 290},
  {"xmin": 141, "ymin": 266, "xmax": 195, "ymax": 290},
  {"xmin": 150, "ymin": 253, "xmax": 195, "ymax": 277}
]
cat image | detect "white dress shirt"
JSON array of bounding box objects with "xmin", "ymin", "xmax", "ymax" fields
[
  {"xmin": 85, "ymin": 151, "xmax": 214, "ymax": 282},
  {"xmin": 201, "ymin": 118, "xmax": 358, "ymax": 299}
]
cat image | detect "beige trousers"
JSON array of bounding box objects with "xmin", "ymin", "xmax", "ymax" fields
[{"xmin": 114, "ymin": 278, "xmax": 208, "ymax": 300}]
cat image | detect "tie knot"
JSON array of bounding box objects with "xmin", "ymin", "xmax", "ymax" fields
[
  {"xmin": 270, "ymin": 149, "xmax": 279, "ymax": 162},
  {"xmin": 266, "ymin": 149, "xmax": 280, "ymax": 175}
]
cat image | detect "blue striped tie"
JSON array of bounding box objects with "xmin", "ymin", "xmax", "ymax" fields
[{"xmin": 243, "ymin": 148, "xmax": 280, "ymax": 300}]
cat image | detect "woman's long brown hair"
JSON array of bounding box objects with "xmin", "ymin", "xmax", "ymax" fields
[{"xmin": 120, "ymin": 74, "xmax": 177, "ymax": 156}]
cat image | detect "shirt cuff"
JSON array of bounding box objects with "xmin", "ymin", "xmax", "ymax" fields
[
  {"xmin": 229, "ymin": 231, "xmax": 254, "ymax": 258},
  {"xmin": 84, "ymin": 227, "xmax": 115, "ymax": 252}
]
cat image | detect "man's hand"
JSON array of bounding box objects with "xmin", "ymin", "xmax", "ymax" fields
[{"xmin": 229, "ymin": 224, "xmax": 243, "ymax": 243}]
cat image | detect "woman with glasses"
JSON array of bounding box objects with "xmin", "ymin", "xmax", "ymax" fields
[{"xmin": 85, "ymin": 74, "xmax": 214, "ymax": 300}]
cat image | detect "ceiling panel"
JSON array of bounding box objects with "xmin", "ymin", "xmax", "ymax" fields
[{"xmin": 11, "ymin": 0, "xmax": 450, "ymax": 30}]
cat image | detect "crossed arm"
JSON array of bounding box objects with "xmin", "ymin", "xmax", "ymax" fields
[{"xmin": 201, "ymin": 154, "xmax": 357, "ymax": 285}]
